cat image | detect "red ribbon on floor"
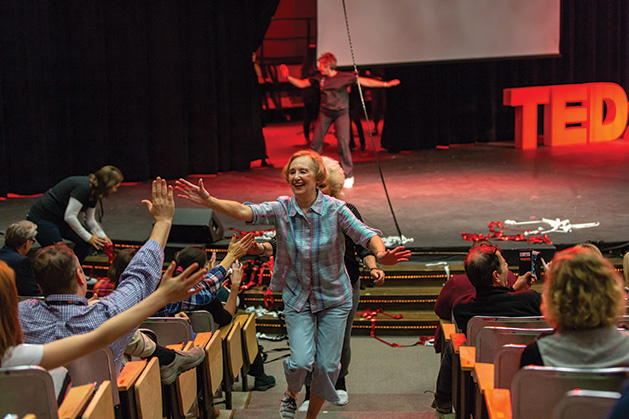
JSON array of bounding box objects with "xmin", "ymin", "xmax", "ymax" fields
[
  {"xmin": 462, "ymin": 221, "xmax": 552, "ymax": 245},
  {"xmin": 229, "ymin": 228, "xmax": 275, "ymax": 239},
  {"xmin": 360, "ymin": 308, "xmax": 432, "ymax": 348}
]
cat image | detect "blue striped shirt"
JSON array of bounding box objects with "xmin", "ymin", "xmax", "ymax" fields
[
  {"xmin": 247, "ymin": 191, "xmax": 379, "ymax": 313},
  {"xmin": 155, "ymin": 265, "xmax": 227, "ymax": 316},
  {"xmin": 18, "ymin": 240, "xmax": 164, "ymax": 372}
]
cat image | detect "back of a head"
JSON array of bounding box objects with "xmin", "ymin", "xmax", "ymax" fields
[
  {"xmin": 4, "ymin": 220, "xmax": 37, "ymax": 249},
  {"xmin": 107, "ymin": 248, "xmax": 136, "ymax": 285},
  {"xmin": 175, "ymin": 246, "xmax": 207, "ymax": 271},
  {"xmin": 90, "ymin": 165, "xmax": 123, "ymax": 198},
  {"xmin": 464, "ymin": 244, "xmax": 502, "ymax": 291},
  {"xmin": 544, "ymin": 247, "xmax": 624, "ymax": 331},
  {"xmin": 0, "ymin": 260, "xmax": 23, "ymax": 358},
  {"xmin": 321, "ymin": 156, "xmax": 345, "ymax": 198},
  {"xmin": 32, "ymin": 243, "xmax": 79, "ymax": 296}
]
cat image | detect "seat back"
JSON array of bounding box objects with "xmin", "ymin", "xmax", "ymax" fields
[
  {"xmin": 65, "ymin": 347, "xmax": 120, "ymax": 406},
  {"xmin": 494, "ymin": 344, "xmax": 526, "ymax": 389},
  {"xmin": 236, "ymin": 313, "xmax": 258, "ymax": 366},
  {"xmin": 81, "ymin": 380, "xmax": 115, "ymax": 419},
  {"xmin": 134, "ymin": 357, "xmax": 163, "ymax": 419},
  {"xmin": 511, "ymin": 366, "xmax": 629, "ymax": 419},
  {"xmin": 140, "ymin": 317, "xmax": 192, "ymax": 346},
  {"xmin": 187, "ymin": 310, "xmax": 218, "ymax": 333},
  {"xmin": 553, "ymin": 389, "xmax": 621, "ymax": 419},
  {"xmin": 225, "ymin": 321, "xmax": 243, "ymax": 380},
  {"xmin": 466, "ymin": 316, "xmax": 549, "ymax": 345},
  {"xmin": 475, "ymin": 326, "xmax": 552, "ymax": 363},
  {"xmin": 0, "ymin": 366, "xmax": 59, "ymax": 419},
  {"xmin": 194, "ymin": 331, "xmax": 223, "ymax": 395}
]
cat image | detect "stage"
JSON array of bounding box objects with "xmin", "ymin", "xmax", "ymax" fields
[{"xmin": 2, "ymin": 121, "xmax": 629, "ymax": 263}]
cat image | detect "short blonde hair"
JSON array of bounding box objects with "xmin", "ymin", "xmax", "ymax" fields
[
  {"xmin": 543, "ymin": 247, "xmax": 624, "ymax": 331},
  {"xmin": 282, "ymin": 150, "xmax": 327, "ymax": 184},
  {"xmin": 320, "ymin": 156, "xmax": 345, "ymax": 198}
]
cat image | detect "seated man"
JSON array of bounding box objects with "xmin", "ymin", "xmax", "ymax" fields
[
  {"xmin": 432, "ymin": 243, "xmax": 541, "ymax": 416},
  {"xmin": 0, "ymin": 220, "xmax": 41, "ymax": 296},
  {"xmin": 18, "ymin": 177, "xmax": 204, "ymax": 384}
]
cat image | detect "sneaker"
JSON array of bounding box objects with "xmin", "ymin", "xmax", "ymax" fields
[
  {"xmin": 253, "ymin": 374, "xmax": 276, "ymax": 391},
  {"xmin": 344, "ymin": 177, "xmax": 354, "ymax": 188},
  {"xmin": 431, "ymin": 397, "xmax": 453, "ymax": 414},
  {"xmin": 160, "ymin": 347, "xmax": 205, "ymax": 385},
  {"xmin": 279, "ymin": 392, "xmax": 297, "ymax": 419},
  {"xmin": 209, "ymin": 406, "xmax": 220, "ymax": 418},
  {"xmin": 298, "ymin": 399, "xmax": 310, "ymax": 412},
  {"xmin": 335, "ymin": 389, "xmax": 349, "ymax": 406}
]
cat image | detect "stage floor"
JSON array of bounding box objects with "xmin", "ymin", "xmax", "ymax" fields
[{"xmin": 3, "ymin": 121, "xmax": 629, "ymax": 262}]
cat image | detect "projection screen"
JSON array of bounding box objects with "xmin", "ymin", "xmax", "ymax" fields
[{"xmin": 317, "ymin": 0, "xmax": 561, "ymax": 67}]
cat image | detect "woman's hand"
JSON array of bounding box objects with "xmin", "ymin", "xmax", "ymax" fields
[
  {"xmin": 230, "ymin": 261, "xmax": 243, "ymax": 289},
  {"xmin": 376, "ymin": 246, "xmax": 411, "ymax": 265},
  {"xmin": 88, "ymin": 235, "xmax": 109, "ymax": 249},
  {"xmin": 156, "ymin": 261, "xmax": 208, "ymax": 304},
  {"xmin": 370, "ymin": 268, "xmax": 386, "ymax": 286},
  {"xmin": 175, "ymin": 312, "xmax": 191, "ymax": 323},
  {"xmin": 279, "ymin": 64, "xmax": 290, "ymax": 79},
  {"xmin": 176, "ymin": 178, "xmax": 212, "ymax": 207}
]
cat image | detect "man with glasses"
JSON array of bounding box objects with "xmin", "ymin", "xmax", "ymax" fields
[
  {"xmin": 0, "ymin": 220, "xmax": 41, "ymax": 296},
  {"xmin": 432, "ymin": 244, "xmax": 541, "ymax": 417}
]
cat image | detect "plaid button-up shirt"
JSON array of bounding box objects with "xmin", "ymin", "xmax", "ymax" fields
[
  {"xmin": 18, "ymin": 240, "xmax": 164, "ymax": 372},
  {"xmin": 247, "ymin": 191, "xmax": 379, "ymax": 313}
]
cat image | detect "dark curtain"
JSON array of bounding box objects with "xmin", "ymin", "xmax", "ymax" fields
[
  {"xmin": 0, "ymin": 0, "xmax": 279, "ymax": 196},
  {"xmin": 381, "ymin": 0, "xmax": 629, "ymax": 151}
]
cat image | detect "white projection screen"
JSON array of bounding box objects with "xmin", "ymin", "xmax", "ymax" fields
[{"xmin": 317, "ymin": 0, "xmax": 561, "ymax": 67}]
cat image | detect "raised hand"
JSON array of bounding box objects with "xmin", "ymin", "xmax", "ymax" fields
[
  {"xmin": 175, "ymin": 178, "xmax": 211, "ymax": 207},
  {"xmin": 228, "ymin": 233, "xmax": 255, "ymax": 259},
  {"xmin": 376, "ymin": 246, "xmax": 411, "ymax": 265},
  {"xmin": 157, "ymin": 261, "xmax": 208, "ymax": 303},
  {"xmin": 279, "ymin": 64, "xmax": 290, "ymax": 79},
  {"xmin": 230, "ymin": 261, "xmax": 243, "ymax": 289},
  {"xmin": 141, "ymin": 177, "xmax": 175, "ymax": 222}
]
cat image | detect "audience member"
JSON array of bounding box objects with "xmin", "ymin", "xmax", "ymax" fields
[
  {"xmin": 18, "ymin": 178, "xmax": 205, "ymax": 385},
  {"xmin": 520, "ymin": 247, "xmax": 629, "ymax": 367},
  {"xmin": 0, "ymin": 220, "xmax": 41, "ymax": 296},
  {"xmin": 0, "ymin": 250, "xmax": 207, "ymax": 402},
  {"xmin": 171, "ymin": 246, "xmax": 277, "ymax": 391},
  {"xmin": 432, "ymin": 240, "xmax": 519, "ymax": 353},
  {"xmin": 280, "ymin": 53, "xmax": 400, "ymax": 189},
  {"xmin": 432, "ymin": 244, "xmax": 540, "ymax": 415},
  {"xmin": 27, "ymin": 165, "xmax": 123, "ymax": 263},
  {"xmin": 93, "ymin": 248, "xmax": 135, "ymax": 298}
]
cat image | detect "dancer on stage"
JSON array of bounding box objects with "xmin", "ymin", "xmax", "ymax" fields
[
  {"xmin": 280, "ymin": 52, "xmax": 400, "ymax": 188},
  {"xmin": 27, "ymin": 165, "xmax": 123, "ymax": 263},
  {"xmin": 177, "ymin": 150, "xmax": 404, "ymax": 419}
]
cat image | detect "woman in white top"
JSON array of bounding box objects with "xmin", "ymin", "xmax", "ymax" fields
[{"xmin": 0, "ymin": 255, "xmax": 208, "ymax": 402}]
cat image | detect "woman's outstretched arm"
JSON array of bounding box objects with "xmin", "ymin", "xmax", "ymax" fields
[{"xmin": 176, "ymin": 178, "xmax": 254, "ymax": 222}]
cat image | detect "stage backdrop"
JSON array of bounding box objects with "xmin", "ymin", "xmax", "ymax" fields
[
  {"xmin": 379, "ymin": 0, "xmax": 629, "ymax": 151},
  {"xmin": 0, "ymin": 0, "xmax": 279, "ymax": 196}
]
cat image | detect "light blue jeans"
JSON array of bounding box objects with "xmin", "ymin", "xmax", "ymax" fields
[{"xmin": 283, "ymin": 300, "xmax": 352, "ymax": 402}]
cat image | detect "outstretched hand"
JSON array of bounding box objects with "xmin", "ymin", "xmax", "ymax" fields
[
  {"xmin": 175, "ymin": 178, "xmax": 211, "ymax": 207},
  {"xmin": 141, "ymin": 177, "xmax": 175, "ymax": 222},
  {"xmin": 376, "ymin": 246, "xmax": 411, "ymax": 265},
  {"xmin": 227, "ymin": 233, "xmax": 255, "ymax": 259},
  {"xmin": 157, "ymin": 261, "xmax": 208, "ymax": 303},
  {"xmin": 230, "ymin": 261, "xmax": 243, "ymax": 289},
  {"xmin": 387, "ymin": 79, "xmax": 401, "ymax": 87},
  {"xmin": 279, "ymin": 64, "xmax": 290, "ymax": 79}
]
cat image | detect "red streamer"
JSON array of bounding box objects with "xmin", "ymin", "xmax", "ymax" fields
[
  {"xmin": 360, "ymin": 308, "xmax": 432, "ymax": 348},
  {"xmin": 462, "ymin": 221, "xmax": 552, "ymax": 245}
]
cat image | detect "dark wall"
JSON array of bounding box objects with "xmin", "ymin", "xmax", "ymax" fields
[
  {"xmin": 381, "ymin": 1, "xmax": 629, "ymax": 151},
  {"xmin": 0, "ymin": 0, "xmax": 279, "ymax": 196}
]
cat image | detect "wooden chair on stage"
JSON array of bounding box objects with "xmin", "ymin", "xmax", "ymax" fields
[
  {"xmin": 0, "ymin": 366, "xmax": 113, "ymax": 419},
  {"xmin": 235, "ymin": 313, "xmax": 259, "ymax": 391}
]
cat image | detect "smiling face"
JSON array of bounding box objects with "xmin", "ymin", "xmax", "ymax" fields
[{"xmin": 287, "ymin": 156, "xmax": 318, "ymax": 198}]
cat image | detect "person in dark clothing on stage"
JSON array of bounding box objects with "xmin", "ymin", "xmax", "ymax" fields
[
  {"xmin": 432, "ymin": 243, "xmax": 540, "ymax": 416},
  {"xmin": 27, "ymin": 165, "xmax": 123, "ymax": 263},
  {"xmin": 0, "ymin": 221, "xmax": 41, "ymax": 296},
  {"xmin": 301, "ymin": 45, "xmax": 320, "ymax": 146},
  {"xmin": 280, "ymin": 53, "xmax": 400, "ymax": 189}
]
